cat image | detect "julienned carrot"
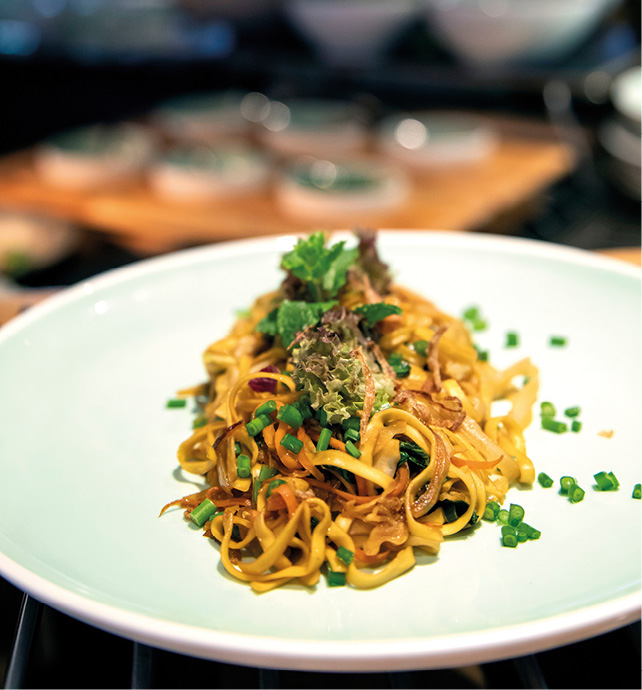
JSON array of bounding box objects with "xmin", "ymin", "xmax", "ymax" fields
[
  {"xmin": 354, "ymin": 547, "xmax": 391, "ymax": 565},
  {"xmin": 296, "ymin": 427, "xmax": 325, "ymax": 480},
  {"xmin": 450, "ymin": 455, "xmax": 500, "ymax": 470},
  {"xmin": 266, "ymin": 483, "xmax": 298, "ymax": 518}
]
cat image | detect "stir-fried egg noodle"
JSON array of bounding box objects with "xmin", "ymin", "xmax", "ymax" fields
[{"xmin": 162, "ymin": 231, "xmax": 538, "ymax": 592}]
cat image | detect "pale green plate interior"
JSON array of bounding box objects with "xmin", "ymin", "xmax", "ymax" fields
[{"xmin": 0, "ymin": 231, "xmax": 639, "ymax": 670}]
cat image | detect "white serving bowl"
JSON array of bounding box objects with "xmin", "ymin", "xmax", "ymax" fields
[
  {"xmin": 258, "ymin": 98, "xmax": 369, "ymax": 158},
  {"xmin": 148, "ymin": 144, "xmax": 272, "ymax": 202},
  {"xmin": 276, "ymin": 155, "xmax": 410, "ymax": 221},
  {"xmin": 377, "ymin": 110, "xmax": 498, "ymax": 168},
  {"xmin": 150, "ymin": 91, "xmax": 251, "ymax": 143},
  {"xmin": 284, "ymin": 0, "xmax": 420, "ymax": 68},
  {"xmin": 422, "ymin": 0, "xmax": 622, "ymax": 68},
  {"xmin": 34, "ymin": 123, "xmax": 155, "ymax": 191}
]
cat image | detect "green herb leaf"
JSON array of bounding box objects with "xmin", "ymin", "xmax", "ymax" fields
[
  {"xmin": 256, "ymin": 300, "xmax": 337, "ymax": 347},
  {"xmin": 354, "ymin": 302, "xmax": 402, "ymax": 327},
  {"xmin": 280, "ymin": 231, "xmax": 358, "ymax": 301},
  {"xmin": 398, "ymin": 440, "xmax": 430, "ymax": 468}
]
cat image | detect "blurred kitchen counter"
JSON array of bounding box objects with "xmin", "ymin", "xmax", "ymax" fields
[{"xmin": 0, "ymin": 115, "xmax": 574, "ymax": 254}]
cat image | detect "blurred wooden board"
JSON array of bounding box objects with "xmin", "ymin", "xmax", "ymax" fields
[{"xmin": 0, "ymin": 129, "xmax": 574, "ymax": 254}]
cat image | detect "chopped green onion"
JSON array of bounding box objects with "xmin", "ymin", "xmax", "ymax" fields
[
  {"xmin": 236, "ymin": 454, "xmax": 251, "ymax": 479},
  {"xmin": 234, "ymin": 442, "xmax": 242, "ymax": 455},
  {"xmin": 542, "ymin": 417, "xmax": 567, "ymax": 433},
  {"xmin": 246, "ymin": 414, "xmax": 271, "ymax": 437},
  {"xmin": 497, "ymin": 509, "xmax": 509, "ymax": 525},
  {"xmin": 550, "ymin": 336, "xmax": 567, "ymax": 346},
  {"xmin": 190, "ymin": 498, "xmax": 218, "ymax": 527},
  {"xmin": 342, "ymin": 417, "xmax": 361, "ymax": 432},
  {"xmin": 607, "ymin": 471, "xmax": 620, "ymax": 489},
  {"xmin": 471, "ymin": 318, "xmax": 487, "ymax": 332},
  {"xmin": 166, "ymin": 398, "xmax": 187, "ymax": 408},
  {"xmin": 540, "ymin": 401, "xmax": 556, "ymax": 417},
  {"xmin": 344, "ymin": 428, "xmax": 360, "ymax": 443},
  {"xmin": 255, "ymin": 400, "xmax": 277, "ymax": 416},
  {"xmin": 571, "ymin": 420, "xmax": 582, "ymax": 433},
  {"xmin": 475, "ymin": 347, "xmax": 489, "ymax": 362},
  {"xmin": 336, "ymin": 546, "xmax": 354, "ymax": 566},
  {"xmin": 538, "ymin": 472, "xmax": 554, "ymax": 488},
  {"xmin": 564, "ymin": 406, "xmax": 581, "ymax": 418},
  {"xmin": 594, "ymin": 471, "xmax": 617, "ymax": 491},
  {"xmin": 192, "ymin": 415, "xmax": 207, "ymax": 429},
  {"xmin": 327, "ymin": 570, "xmax": 346, "ymax": 587},
  {"xmin": 560, "ymin": 476, "xmax": 576, "ymax": 494},
  {"xmin": 294, "ymin": 400, "xmax": 313, "ymax": 420},
  {"xmin": 462, "ymin": 306, "xmax": 479, "ymax": 321},
  {"xmin": 482, "ymin": 500, "xmax": 500, "ymax": 522},
  {"xmin": 280, "ymin": 433, "xmax": 303, "ymax": 454},
  {"xmin": 316, "ymin": 427, "xmax": 332, "ymax": 452},
  {"xmin": 506, "ymin": 332, "xmax": 519, "ymax": 347},
  {"xmin": 508, "ymin": 503, "xmax": 525, "ymax": 527},
  {"xmin": 276, "ymin": 404, "xmax": 303, "ymax": 429},
  {"xmin": 316, "ymin": 407, "xmax": 328, "ymax": 426},
  {"xmin": 568, "ymin": 483, "xmax": 585, "ymax": 503},
  {"xmin": 266, "ymin": 479, "xmax": 286, "ymax": 497},
  {"xmin": 633, "ymin": 484, "xmax": 641, "ymax": 499},
  {"xmin": 519, "ymin": 522, "xmax": 541, "ymax": 540},
  {"xmin": 501, "ymin": 525, "xmax": 518, "ymax": 548},
  {"xmin": 516, "ymin": 528, "xmax": 528, "ymax": 543},
  {"xmin": 345, "ymin": 440, "xmax": 361, "ymax": 458},
  {"xmin": 258, "ymin": 466, "xmax": 277, "ymax": 482}
]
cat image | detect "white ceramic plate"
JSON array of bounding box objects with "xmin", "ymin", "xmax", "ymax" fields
[{"xmin": 0, "ymin": 231, "xmax": 639, "ymax": 672}]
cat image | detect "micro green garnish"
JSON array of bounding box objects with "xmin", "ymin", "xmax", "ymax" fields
[
  {"xmin": 256, "ymin": 299, "xmax": 338, "ymax": 347},
  {"xmin": 354, "ymin": 302, "xmax": 402, "ymax": 327},
  {"xmin": 280, "ymin": 231, "xmax": 359, "ymax": 302}
]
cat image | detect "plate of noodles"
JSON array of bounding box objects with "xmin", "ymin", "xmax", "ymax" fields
[{"xmin": 0, "ymin": 230, "xmax": 639, "ymax": 671}]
